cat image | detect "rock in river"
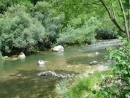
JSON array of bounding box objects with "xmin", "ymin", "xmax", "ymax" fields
[
  {"xmin": 89, "ymin": 60, "xmax": 99, "ymax": 65},
  {"xmin": 37, "ymin": 70, "xmax": 74, "ymax": 78}
]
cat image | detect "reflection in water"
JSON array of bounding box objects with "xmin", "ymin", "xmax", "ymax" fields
[{"xmin": 0, "ymin": 45, "xmax": 108, "ymax": 98}]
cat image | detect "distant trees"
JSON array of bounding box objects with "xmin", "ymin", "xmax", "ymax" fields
[
  {"xmin": 99, "ymin": 0, "xmax": 130, "ymax": 41},
  {"xmin": 57, "ymin": 17, "xmax": 101, "ymax": 45},
  {"xmin": 0, "ymin": 0, "xmax": 127, "ymax": 56}
]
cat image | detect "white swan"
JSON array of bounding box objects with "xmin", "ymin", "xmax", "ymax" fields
[{"xmin": 38, "ymin": 60, "xmax": 45, "ymax": 67}]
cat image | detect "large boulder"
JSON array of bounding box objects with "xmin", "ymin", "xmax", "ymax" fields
[{"xmin": 52, "ymin": 45, "xmax": 64, "ymax": 52}]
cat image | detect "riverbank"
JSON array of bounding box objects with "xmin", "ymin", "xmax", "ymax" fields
[{"xmin": 1, "ymin": 39, "xmax": 122, "ymax": 62}]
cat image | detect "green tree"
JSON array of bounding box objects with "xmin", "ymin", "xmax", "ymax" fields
[
  {"xmin": 57, "ymin": 17, "xmax": 101, "ymax": 45},
  {"xmin": 99, "ymin": 0, "xmax": 130, "ymax": 41},
  {"xmin": 54, "ymin": 0, "xmax": 104, "ymax": 28},
  {"xmin": 34, "ymin": 1, "xmax": 65, "ymax": 48},
  {"xmin": 0, "ymin": 4, "xmax": 45, "ymax": 54},
  {"xmin": 0, "ymin": 0, "xmax": 34, "ymax": 14}
]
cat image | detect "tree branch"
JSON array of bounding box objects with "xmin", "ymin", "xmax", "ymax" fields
[
  {"xmin": 111, "ymin": 0, "xmax": 116, "ymax": 19},
  {"xmin": 118, "ymin": 0, "xmax": 130, "ymax": 41},
  {"xmin": 99, "ymin": 0, "xmax": 125, "ymax": 33}
]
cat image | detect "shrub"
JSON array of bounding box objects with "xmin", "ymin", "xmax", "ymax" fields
[
  {"xmin": 57, "ymin": 17, "xmax": 101, "ymax": 45},
  {"xmin": 96, "ymin": 36, "xmax": 130, "ymax": 98},
  {"xmin": 34, "ymin": 1, "xmax": 65, "ymax": 48},
  {"xmin": 0, "ymin": 1, "xmax": 6, "ymax": 13},
  {"xmin": 0, "ymin": 4, "xmax": 45, "ymax": 54},
  {"xmin": 96, "ymin": 23, "xmax": 118, "ymax": 39}
]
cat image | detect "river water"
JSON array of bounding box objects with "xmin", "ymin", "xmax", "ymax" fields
[{"xmin": 0, "ymin": 39, "xmax": 120, "ymax": 98}]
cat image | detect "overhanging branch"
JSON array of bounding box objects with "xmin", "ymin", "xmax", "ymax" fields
[
  {"xmin": 118, "ymin": 0, "xmax": 130, "ymax": 41},
  {"xmin": 99, "ymin": 0, "xmax": 125, "ymax": 33}
]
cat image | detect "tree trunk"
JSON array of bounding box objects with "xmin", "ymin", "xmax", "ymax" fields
[{"xmin": 118, "ymin": 0, "xmax": 130, "ymax": 41}]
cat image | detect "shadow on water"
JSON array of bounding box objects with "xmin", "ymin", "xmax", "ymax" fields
[{"xmin": 0, "ymin": 69, "xmax": 77, "ymax": 98}]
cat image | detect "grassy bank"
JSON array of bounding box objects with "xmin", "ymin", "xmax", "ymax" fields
[{"xmin": 55, "ymin": 70, "xmax": 113, "ymax": 98}]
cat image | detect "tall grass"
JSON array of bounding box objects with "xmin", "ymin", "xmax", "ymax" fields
[{"xmin": 55, "ymin": 71, "xmax": 112, "ymax": 98}]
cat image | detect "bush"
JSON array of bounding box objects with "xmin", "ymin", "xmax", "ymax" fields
[
  {"xmin": 57, "ymin": 17, "xmax": 101, "ymax": 45},
  {"xmin": 96, "ymin": 23, "xmax": 118, "ymax": 39},
  {"xmin": 0, "ymin": 4, "xmax": 45, "ymax": 54},
  {"xmin": 96, "ymin": 36, "xmax": 130, "ymax": 98},
  {"xmin": 34, "ymin": 1, "xmax": 65, "ymax": 48},
  {"xmin": 0, "ymin": 1, "xmax": 6, "ymax": 13}
]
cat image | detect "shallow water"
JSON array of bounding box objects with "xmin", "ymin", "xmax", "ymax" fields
[{"xmin": 0, "ymin": 44, "xmax": 109, "ymax": 98}]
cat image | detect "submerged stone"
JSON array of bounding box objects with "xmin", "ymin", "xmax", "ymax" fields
[
  {"xmin": 37, "ymin": 70, "xmax": 74, "ymax": 78},
  {"xmin": 89, "ymin": 60, "xmax": 99, "ymax": 65}
]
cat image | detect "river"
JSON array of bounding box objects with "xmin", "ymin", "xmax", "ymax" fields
[{"xmin": 0, "ymin": 39, "xmax": 120, "ymax": 98}]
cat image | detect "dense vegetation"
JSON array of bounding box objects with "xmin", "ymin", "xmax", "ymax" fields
[
  {"xmin": 97, "ymin": 37, "xmax": 130, "ymax": 98},
  {"xmin": 0, "ymin": 0, "xmax": 125, "ymax": 56}
]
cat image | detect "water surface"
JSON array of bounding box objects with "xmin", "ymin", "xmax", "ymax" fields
[{"xmin": 0, "ymin": 45, "xmax": 108, "ymax": 98}]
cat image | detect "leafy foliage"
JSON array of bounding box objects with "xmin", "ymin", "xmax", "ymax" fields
[
  {"xmin": 0, "ymin": 1, "xmax": 6, "ymax": 13},
  {"xmin": 96, "ymin": 36, "xmax": 130, "ymax": 98},
  {"xmin": 34, "ymin": 1, "xmax": 65, "ymax": 48},
  {"xmin": 96, "ymin": 23, "xmax": 119, "ymax": 39},
  {"xmin": 99, "ymin": 0, "xmax": 130, "ymax": 41},
  {"xmin": 0, "ymin": 0, "xmax": 128, "ymax": 55},
  {"xmin": 0, "ymin": 0, "xmax": 33, "ymax": 13},
  {"xmin": 0, "ymin": 4, "xmax": 45, "ymax": 54},
  {"xmin": 57, "ymin": 17, "xmax": 101, "ymax": 45}
]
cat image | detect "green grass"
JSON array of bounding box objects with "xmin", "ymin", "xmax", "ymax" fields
[{"xmin": 55, "ymin": 70, "xmax": 112, "ymax": 98}]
